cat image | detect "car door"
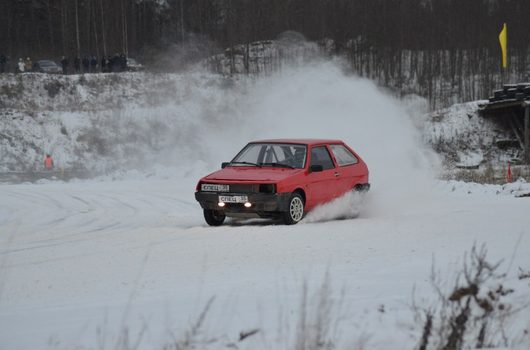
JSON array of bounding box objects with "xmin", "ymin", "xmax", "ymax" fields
[
  {"xmin": 329, "ymin": 143, "xmax": 363, "ymax": 196},
  {"xmin": 305, "ymin": 145, "xmax": 339, "ymax": 207}
]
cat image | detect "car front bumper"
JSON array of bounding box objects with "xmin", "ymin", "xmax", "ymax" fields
[{"xmin": 195, "ymin": 192, "xmax": 291, "ymax": 216}]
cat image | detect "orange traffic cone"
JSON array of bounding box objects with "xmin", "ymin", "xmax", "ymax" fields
[{"xmin": 506, "ymin": 162, "xmax": 513, "ymax": 183}]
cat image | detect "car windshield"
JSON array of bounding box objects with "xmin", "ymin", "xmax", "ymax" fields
[{"xmin": 232, "ymin": 143, "xmax": 307, "ymax": 169}]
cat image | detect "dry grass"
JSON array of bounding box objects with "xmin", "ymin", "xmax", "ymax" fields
[{"xmin": 414, "ymin": 244, "xmax": 529, "ymax": 350}]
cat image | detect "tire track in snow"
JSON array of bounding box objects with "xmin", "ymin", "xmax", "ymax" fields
[{"xmin": 0, "ymin": 182, "xmax": 203, "ymax": 256}]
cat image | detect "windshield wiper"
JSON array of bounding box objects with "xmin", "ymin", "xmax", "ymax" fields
[
  {"xmin": 259, "ymin": 162, "xmax": 295, "ymax": 169},
  {"xmin": 229, "ymin": 161, "xmax": 262, "ymax": 167}
]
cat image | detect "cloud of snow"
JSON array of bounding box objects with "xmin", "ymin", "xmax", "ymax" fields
[
  {"xmin": 1, "ymin": 54, "xmax": 440, "ymax": 218},
  {"xmin": 88, "ymin": 59, "xmax": 440, "ymax": 218},
  {"xmin": 302, "ymin": 191, "xmax": 366, "ymax": 223},
  {"xmin": 170, "ymin": 59, "xmax": 440, "ymax": 219},
  {"xmin": 234, "ymin": 60, "xmax": 439, "ymax": 184},
  {"xmin": 114, "ymin": 61, "xmax": 437, "ymax": 221}
]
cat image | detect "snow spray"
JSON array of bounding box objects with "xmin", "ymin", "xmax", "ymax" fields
[{"xmin": 186, "ymin": 60, "xmax": 440, "ymax": 220}]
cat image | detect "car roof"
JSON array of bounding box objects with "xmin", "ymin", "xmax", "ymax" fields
[{"xmin": 250, "ymin": 139, "xmax": 344, "ymax": 146}]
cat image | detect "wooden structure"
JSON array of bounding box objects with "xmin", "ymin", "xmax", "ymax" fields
[{"xmin": 479, "ymin": 88, "xmax": 530, "ymax": 163}]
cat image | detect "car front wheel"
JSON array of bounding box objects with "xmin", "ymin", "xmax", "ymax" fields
[
  {"xmin": 283, "ymin": 193, "xmax": 304, "ymax": 225},
  {"xmin": 204, "ymin": 209, "xmax": 226, "ymax": 226}
]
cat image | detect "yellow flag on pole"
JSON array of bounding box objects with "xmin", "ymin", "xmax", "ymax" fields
[{"xmin": 499, "ymin": 23, "xmax": 507, "ymax": 68}]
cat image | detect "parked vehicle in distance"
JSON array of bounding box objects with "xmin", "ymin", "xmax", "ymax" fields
[
  {"xmin": 33, "ymin": 60, "xmax": 62, "ymax": 74},
  {"xmin": 126, "ymin": 58, "xmax": 144, "ymax": 71},
  {"xmin": 195, "ymin": 139, "xmax": 370, "ymax": 226}
]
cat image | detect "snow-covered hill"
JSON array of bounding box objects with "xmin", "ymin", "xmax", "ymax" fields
[
  {"xmin": 0, "ymin": 70, "xmax": 244, "ymax": 173},
  {"xmin": 0, "ymin": 58, "xmax": 517, "ymax": 183},
  {"xmin": 1, "ymin": 62, "xmax": 438, "ymax": 187},
  {"xmin": 422, "ymin": 101, "xmax": 529, "ymax": 182},
  {"xmin": 2, "ymin": 60, "xmax": 526, "ymax": 183}
]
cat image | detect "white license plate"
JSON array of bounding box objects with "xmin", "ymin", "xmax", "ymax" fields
[
  {"xmin": 201, "ymin": 184, "xmax": 229, "ymax": 192},
  {"xmin": 219, "ymin": 195, "xmax": 248, "ymax": 203}
]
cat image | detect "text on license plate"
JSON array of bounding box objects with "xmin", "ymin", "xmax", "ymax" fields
[{"xmin": 219, "ymin": 195, "xmax": 248, "ymax": 203}]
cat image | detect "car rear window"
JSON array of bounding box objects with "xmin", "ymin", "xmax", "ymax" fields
[{"xmin": 330, "ymin": 144, "xmax": 358, "ymax": 166}]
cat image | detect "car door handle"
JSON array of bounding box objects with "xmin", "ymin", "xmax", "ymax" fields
[{"xmin": 334, "ymin": 172, "xmax": 340, "ymax": 177}]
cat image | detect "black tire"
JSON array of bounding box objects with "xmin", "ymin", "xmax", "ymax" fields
[
  {"xmin": 282, "ymin": 193, "xmax": 305, "ymax": 225},
  {"xmin": 354, "ymin": 183, "xmax": 370, "ymax": 192},
  {"xmin": 203, "ymin": 209, "xmax": 226, "ymax": 226}
]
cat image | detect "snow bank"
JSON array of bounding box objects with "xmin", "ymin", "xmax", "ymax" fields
[
  {"xmin": 437, "ymin": 178, "xmax": 530, "ymax": 197},
  {"xmin": 423, "ymin": 100, "xmax": 521, "ymax": 169}
]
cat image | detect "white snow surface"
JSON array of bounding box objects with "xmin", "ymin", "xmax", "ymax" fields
[
  {"xmin": 1, "ymin": 62, "xmax": 530, "ymax": 349},
  {"xmin": 1, "ymin": 178, "xmax": 529, "ymax": 349}
]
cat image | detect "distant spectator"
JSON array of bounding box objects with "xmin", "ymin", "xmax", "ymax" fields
[
  {"xmin": 90, "ymin": 55, "xmax": 97, "ymax": 73},
  {"xmin": 120, "ymin": 53, "xmax": 127, "ymax": 72},
  {"xmin": 44, "ymin": 154, "xmax": 54, "ymax": 170},
  {"xmin": 101, "ymin": 56, "xmax": 107, "ymax": 72},
  {"xmin": 17, "ymin": 58, "xmax": 25, "ymax": 73},
  {"xmin": 106, "ymin": 56, "xmax": 112, "ymax": 72},
  {"xmin": 0, "ymin": 53, "xmax": 6, "ymax": 73},
  {"xmin": 110, "ymin": 54, "xmax": 118, "ymax": 72},
  {"xmin": 25, "ymin": 57, "xmax": 32, "ymax": 72},
  {"xmin": 60, "ymin": 56, "xmax": 69, "ymax": 74},
  {"xmin": 74, "ymin": 56, "xmax": 80, "ymax": 73},
  {"xmin": 82, "ymin": 56, "xmax": 89, "ymax": 73}
]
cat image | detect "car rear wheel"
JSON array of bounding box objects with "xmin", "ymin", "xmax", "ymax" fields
[
  {"xmin": 283, "ymin": 193, "xmax": 304, "ymax": 225},
  {"xmin": 354, "ymin": 183, "xmax": 370, "ymax": 192},
  {"xmin": 204, "ymin": 209, "xmax": 226, "ymax": 226}
]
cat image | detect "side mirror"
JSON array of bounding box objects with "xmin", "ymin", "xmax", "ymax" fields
[
  {"xmin": 221, "ymin": 162, "xmax": 230, "ymax": 169},
  {"xmin": 310, "ymin": 164, "xmax": 323, "ymax": 173}
]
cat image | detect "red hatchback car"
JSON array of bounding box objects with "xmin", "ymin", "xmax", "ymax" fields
[{"xmin": 195, "ymin": 139, "xmax": 370, "ymax": 226}]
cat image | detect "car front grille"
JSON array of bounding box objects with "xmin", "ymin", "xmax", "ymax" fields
[{"xmin": 227, "ymin": 184, "xmax": 259, "ymax": 193}]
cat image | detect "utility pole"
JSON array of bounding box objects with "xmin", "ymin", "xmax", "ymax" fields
[
  {"xmin": 180, "ymin": 0, "xmax": 185, "ymax": 42},
  {"xmin": 121, "ymin": 0, "xmax": 128, "ymax": 55},
  {"xmin": 99, "ymin": 0, "xmax": 107, "ymax": 56},
  {"xmin": 60, "ymin": 0, "xmax": 66, "ymax": 55},
  {"xmin": 47, "ymin": 0, "xmax": 55, "ymax": 52},
  {"xmin": 524, "ymin": 102, "xmax": 530, "ymax": 164},
  {"xmin": 75, "ymin": 0, "xmax": 81, "ymax": 57},
  {"xmin": 92, "ymin": 0, "xmax": 99, "ymax": 58}
]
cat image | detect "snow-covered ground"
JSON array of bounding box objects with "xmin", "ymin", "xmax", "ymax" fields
[
  {"xmin": 1, "ymin": 177, "xmax": 529, "ymax": 349},
  {"xmin": 1, "ymin": 61, "xmax": 530, "ymax": 349}
]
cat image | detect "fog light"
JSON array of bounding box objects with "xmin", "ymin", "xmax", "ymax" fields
[
  {"xmin": 244, "ymin": 202, "xmax": 252, "ymax": 208},
  {"xmin": 218, "ymin": 202, "xmax": 225, "ymax": 207}
]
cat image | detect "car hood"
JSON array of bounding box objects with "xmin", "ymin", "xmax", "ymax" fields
[{"xmin": 204, "ymin": 167, "xmax": 303, "ymax": 182}]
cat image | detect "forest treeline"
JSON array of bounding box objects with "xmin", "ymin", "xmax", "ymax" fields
[{"xmin": 1, "ymin": 0, "xmax": 530, "ymax": 107}]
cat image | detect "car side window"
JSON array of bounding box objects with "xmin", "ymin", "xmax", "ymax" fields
[
  {"xmin": 310, "ymin": 146, "xmax": 335, "ymax": 170},
  {"xmin": 330, "ymin": 144, "xmax": 358, "ymax": 166}
]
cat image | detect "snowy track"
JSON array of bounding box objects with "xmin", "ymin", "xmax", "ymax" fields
[
  {"xmin": 1, "ymin": 63, "xmax": 530, "ymax": 348},
  {"xmin": 1, "ymin": 179, "xmax": 529, "ymax": 349}
]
